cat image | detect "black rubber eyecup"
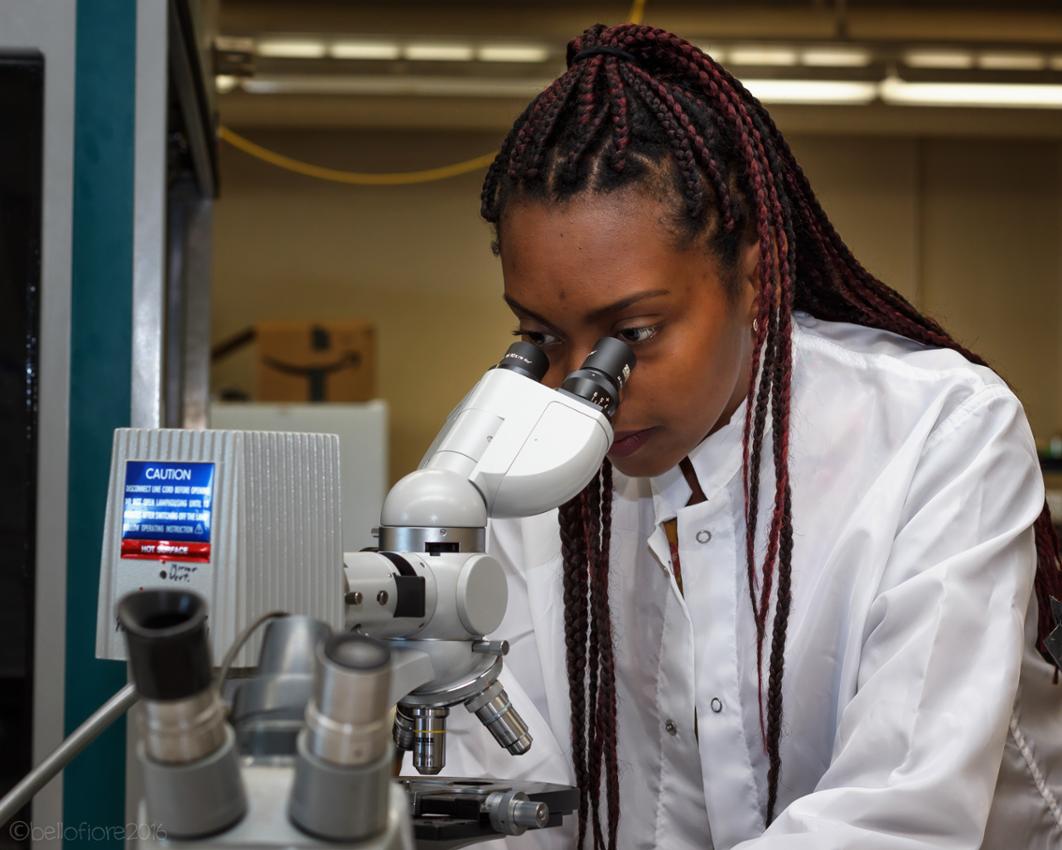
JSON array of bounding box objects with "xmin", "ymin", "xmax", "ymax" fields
[{"xmin": 118, "ymin": 589, "xmax": 213, "ymax": 701}]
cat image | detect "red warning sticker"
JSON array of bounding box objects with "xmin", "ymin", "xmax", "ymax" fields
[{"xmin": 121, "ymin": 540, "xmax": 211, "ymax": 562}]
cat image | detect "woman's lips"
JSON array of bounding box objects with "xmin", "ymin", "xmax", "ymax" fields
[{"xmin": 608, "ymin": 427, "xmax": 657, "ymax": 459}]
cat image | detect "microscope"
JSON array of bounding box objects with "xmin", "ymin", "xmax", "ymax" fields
[
  {"xmin": 342, "ymin": 336, "xmax": 635, "ymax": 777},
  {"xmin": 0, "ymin": 337, "xmax": 634, "ymax": 849}
]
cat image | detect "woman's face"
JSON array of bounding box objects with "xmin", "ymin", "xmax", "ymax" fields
[{"xmin": 499, "ymin": 189, "xmax": 758, "ymax": 478}]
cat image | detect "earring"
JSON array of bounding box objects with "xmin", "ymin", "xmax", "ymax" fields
[{"xmin": 752, "ymin": 318, "xmax": 760, "ymax": 334}]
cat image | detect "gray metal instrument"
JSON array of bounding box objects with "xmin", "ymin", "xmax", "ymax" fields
[
  {"xmin": 343, "ymin": 338, "xmax": 635, "ymax": 775},
  {"xmin": 0, "ymin": 338, "xmax": 634, "ymax": 849}
]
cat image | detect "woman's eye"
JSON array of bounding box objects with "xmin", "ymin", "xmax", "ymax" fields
[
  {"xmin": 512, "ymin": 328, "xmax": 560, "ymax": 348},
  {"xmin": 616, "ymin": 325, "xmax": 659, "ymax": 344}
]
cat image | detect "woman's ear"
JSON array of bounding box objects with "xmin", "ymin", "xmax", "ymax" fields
[{"xmin": 739, "ymin": 240, "xmax": 760, "ymax": 323}]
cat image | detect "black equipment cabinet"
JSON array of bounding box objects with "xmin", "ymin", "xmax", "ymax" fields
[{"xmin": 0, "ymin": 51, "xmax": 43, "ymax": 850}]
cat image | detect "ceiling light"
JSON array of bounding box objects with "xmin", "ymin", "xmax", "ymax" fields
[
  {"xmin": 477, "ymin": 44, "xmax": 550, "ymax": 63},
  {"xmin": 404, "ymin": 43, "xmax": 474, "ymax": 62},
  {"xmin": 977, "ymin": 52, "xmax": 1046, "ymax": 71},
  {"xmin": 697, "ymin": 44, "xmax": 728, "ymax": 62},
  {"xmin": 729, "ymin": 46, "xmax": 798, "ymax": 66},
  {"xmin": 744, "ymin": 79, "xmax": 877, "ymax": 104},
  {"xmin": 800, "ymin": 48, "xmax": 872, "ymax": 68},
  {"xmin": 903, "ymin": 49, "xmax": 973, "ymax": 69},
  {"xmin": 240, "ymin": 74, "xmax": 547, "ymax": 98},
  {"xmin": 881, "ymin": 76, "xmax": 1062, "ymax": 108},
  {"xmin": 256, "ymin": 38, "xmax": 326, "ymax": 59},
  {"xmin": 330, "ymin": 40, "xmax": 400, "ymax": 60},
  {"xmin": 215, "ymin": 75, "xmax": 238, "ymax": 94}
]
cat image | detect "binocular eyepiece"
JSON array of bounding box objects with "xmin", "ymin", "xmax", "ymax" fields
[
  {"xmin": 497, "ymin": 336, "xmax": 636, "ymax": 419},
  {"xmin": 117, "ymin": 589, "xmax": 247, "ymax": 838}
]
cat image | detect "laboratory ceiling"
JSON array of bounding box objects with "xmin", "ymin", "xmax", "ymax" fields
[{"xmin": 214, "ymin": 1, "xmax": 1062, "ymax": 135}]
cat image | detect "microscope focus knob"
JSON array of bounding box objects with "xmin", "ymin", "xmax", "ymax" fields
[{"xmin": 485, "ymin": 789, "xmax": 549, "ymax": 836}]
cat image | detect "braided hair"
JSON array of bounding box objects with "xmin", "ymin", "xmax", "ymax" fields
[{"xmin": 481, "ymin": 22, "xmax": 1062, "ymax": 846}]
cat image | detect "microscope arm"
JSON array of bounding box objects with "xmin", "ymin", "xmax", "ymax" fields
[{"xmin": 388, "ymin": 648, "xmax": 436, "ymax": 707}]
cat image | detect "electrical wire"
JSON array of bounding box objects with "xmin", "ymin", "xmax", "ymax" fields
[
  {"xmin": 217, "ymin": 0, "xmax": 649, "ymax": 186},
  {"xmin": 219, "ymin": 126, "xmax": 497, "ymax": 186},
  {"xmin": 216, "ymin": 609, "xmax": 289, "ymax": 686}
]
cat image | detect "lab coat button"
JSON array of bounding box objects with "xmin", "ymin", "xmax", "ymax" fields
[
  {"xmin": 664, "ymin": 719, "xmax": 678, "ymax": 736},
  {"xmin": 710, "ymin": 698, "xmax": 723, "ymax": 713},
  {"xmin": 696, "ymin": 530, "xmax": 712, "ymax": 544}
]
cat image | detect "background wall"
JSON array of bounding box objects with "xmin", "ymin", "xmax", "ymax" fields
[
  {"xmin": 211, "ymin": 130, "xmax": 514, "ymax": 481},
  {"xmin": 211, "ymin": 128, "xmax": 1062, "ymax": 482}
]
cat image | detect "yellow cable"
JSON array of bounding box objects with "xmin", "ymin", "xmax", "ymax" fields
[
  {"xmin": 218, "ymin": 126, "xmax": 497, "ymax": 186},
  {"xmin": 219, "ymin": 0, "xmax": 648, "ymax": 186}
]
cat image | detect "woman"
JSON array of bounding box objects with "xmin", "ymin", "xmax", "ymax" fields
[{"xmin": 443, "ymin": 23, "xmax": 1062, "ymax": 849}]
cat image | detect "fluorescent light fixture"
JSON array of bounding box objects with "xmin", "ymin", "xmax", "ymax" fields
[
  {"xmin": 215, "ymin": 74, "xmax": 238, "ymax": 94},
  {"xmin": 241, "ymin": 74, "xmax": 547, "ymax": 98},
  {"xmin": 977, "ymin": 52, "xmax": 1046, "ymax": 71},
  {"xmin": 729, "ymin": 46, "xmax": 798, "ymax": 66},
  {"xmin": 800, "ymin": 47, "xmax": 871, "ymax": 68},
  {"xmin": 330, "ymin": 40, "xmax": 400, "ymax": 60},
  {"xmin": 477, "ymin": 44, "xmax": 550, "ymax": 63},
  {"xmin": 744, "ymin": 79, "xmax": 877, "ymax": 104},
  {"xmin": 881, "ymin": 75, "xmax": 1062, "ymax": 108},
  {"xmin": 903, "ymin": 49, "xmax": 973, "ymax": 69},
  {"xmin": 404, "ymin": 42, "xmax": 474, "ymax": 61},
  {"xmin": 256, "ymin": 38, "xmax": 326, "ymax": 59}
]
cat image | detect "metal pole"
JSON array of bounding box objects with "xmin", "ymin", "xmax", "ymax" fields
[{"xmin": 0, "ymin": 684, "xmax": 138, "ymax": 827}]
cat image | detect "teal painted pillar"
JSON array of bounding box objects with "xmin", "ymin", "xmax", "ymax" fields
[{"xmin": 65, "ymin": 1, "xmax": 136, "ymax": 845}]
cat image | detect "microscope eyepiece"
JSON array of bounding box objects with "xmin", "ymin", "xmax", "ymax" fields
[
  {"xmin": 305, "ymin": 634, "xmax": 392, "ymax": 767},
  {"xmin": 496, "ymin": 341, "xmax": 550, "ymax": 382},
  {"xmin": 560, "ymin": 336, "xmax": 636, "ymax": 419},
  {"xmin": 118, "ymin": 589, "xmax": 212, "ymax": 702}
]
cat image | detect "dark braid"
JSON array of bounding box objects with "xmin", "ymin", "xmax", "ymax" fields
[
  {"xmin": 484, "ymin": 22, "xmax": 1062, "ymax": 836},
  {"xmin": 581, "ymin": 472, "xmax": 607, "ymax": 848},
  {"xmin": 559, "ymin": 465, "xmax": 618, "ymax": 850},
  {"xmin": 597, "ymin": 463, "xmax": 619, "ymax": 850},
  {"xmin": 559, "ymin": 493, "xmax": 592, "ymax": 847}
]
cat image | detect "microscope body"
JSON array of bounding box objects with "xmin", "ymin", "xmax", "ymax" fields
[
  {"xmin": 343, "ymin": 339, "xmax": 634, "ymax": 776},
  {"xmin": 116, "ymin": 338, "xmax": 634, "ymax": 848}
]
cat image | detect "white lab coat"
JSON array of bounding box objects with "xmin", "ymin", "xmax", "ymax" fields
[{"xmin": 438, "ymin": 313, "xmax": 1062, "ymax": 849}]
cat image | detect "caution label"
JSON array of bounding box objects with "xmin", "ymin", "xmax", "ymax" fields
[{"xmin": 121, "ymin": 461, "xmax": 215, "ymax": 562}]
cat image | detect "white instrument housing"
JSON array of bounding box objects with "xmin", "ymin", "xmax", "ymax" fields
[{"xmin": 385, "ymin": 367, "xmax": 613, "ymax": 525}]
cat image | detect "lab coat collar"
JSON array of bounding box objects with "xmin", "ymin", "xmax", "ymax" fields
[{"xmin": 648, "ymin": 398, "xmax": 749, "ymax": 525}]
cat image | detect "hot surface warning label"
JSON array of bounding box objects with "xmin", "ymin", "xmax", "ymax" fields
[{"xmin": 121, "ymin": 461, "xmax": 215, "ymax": 562}]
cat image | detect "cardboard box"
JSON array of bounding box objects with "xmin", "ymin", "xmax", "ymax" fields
[{"xmin": 255, "ymin": 320, "xmax": 376, "ymax": 402}]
